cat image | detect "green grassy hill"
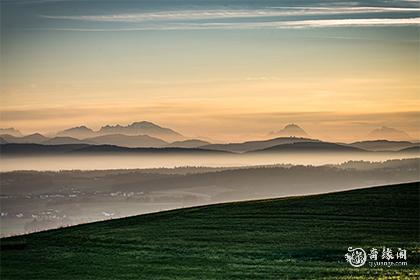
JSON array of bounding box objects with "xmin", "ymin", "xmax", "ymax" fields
[{"xmin": 1, "ymin": 182, "xmax": 419, "ymax": 279}]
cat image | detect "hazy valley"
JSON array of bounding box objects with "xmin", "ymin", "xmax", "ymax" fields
[
  {"xmin": 1, "ymin": 158, "xmax": 419, "ymax": 237},
  {"xmin": 1, "ymin": 122, "xmax": 419, "ymax": 236}
]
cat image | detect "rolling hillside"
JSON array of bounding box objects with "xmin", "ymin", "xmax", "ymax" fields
[
  {"xmin": 0, "ymin": 143, "xmax": 90, "ymax": 155},
  {"xmin": 348, "ymin": 140, "xmax": 417, "ymax": 151},
  {"xmin": 252, "ymin": 141, "xmax": 366, "ymax": 153},
  {"xmin": 0, "ymin": 133, "xmax": 49, "ymax": 144},
  {"xmin": 399, "ymin": 146, "xmax": 420, "ymax": 153},
  {"xmin": 1, "ymin": 182, "xmax": 419, "ymax": 279},
  {"xmin": 165, "ymin": 139, "xmax": 210, "ymax": 148},
  {"xmin": 42, "ymin": 136, "xmax": 94, "ymax": 145},
  {"xmin": 201, "ymin": 137, "xmax": 319, "ymax": 153},
  {"xmin": 0, "ymin": 143, "xmax": 229, "ymax": 155},
  {"xmin": 84, "ymin": 134, "xmax": 168, "ymax": 148}
]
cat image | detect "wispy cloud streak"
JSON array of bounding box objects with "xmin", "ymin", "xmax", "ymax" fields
[
  {"xmin": 279, "ymin": 17, "xmax": 420, "ymax": 27},
  {"xmin": 40, "ymin": 6, "xmax": 420, "ymax": 22},
  {"xmin": 32, "ymin": 17, "xmax": 420, "ymax": 31}
]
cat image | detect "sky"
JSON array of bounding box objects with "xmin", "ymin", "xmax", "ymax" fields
[{"xmin": 0, "ymin": 0, "xmax": 419, "ymax": 142}]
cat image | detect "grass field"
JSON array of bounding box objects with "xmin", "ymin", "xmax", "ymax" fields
[{"xmin": 1, "ymin": 182, "xmax": 419, "ymax": 279}]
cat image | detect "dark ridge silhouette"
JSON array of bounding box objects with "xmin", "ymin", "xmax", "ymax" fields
[
  {"xmin": 201, "ymin": 137, "xmax": 319, "ymax": 153},
  {"xmin": 398, "ymin": 146, "xmax": 420, "ymax": 153},
  {"xmin": 57, "ymin": 126, "xmax": 96, "ymax": 139},
  {"xmin": 42, "ymin": 136, "xmax": 95, "ymax": 145},
  {"xmin": 348, "ymin": 139, "xmax": 417, "ymax": 151},
  {"xmin": 0, "ymin": 143, "xmax": 230, "ymax": 155},
  {"xmin": 71, "ymin": 144, "xmax": 230, "ymax": 154},
  {"xmin": 5, "ymin": 133, "xmax": 170, "ymax": 148},
  {"xmin": 0, "ymin": 143, "xmax": 90, "ymax": 155},
  {"xmin": 0, "ymin": 133, "xmax": 49, "ymax": 144},
  {"xmin": 251, "ymin": 141, "xmax": 366, "ymax": 153},
  {"xmin": 84, "ymin": 134, "xmax": 168, "ymax": 148},
  {"xmin": 165, "ymin": 139, "xmax": 210, "ymax": 148}
]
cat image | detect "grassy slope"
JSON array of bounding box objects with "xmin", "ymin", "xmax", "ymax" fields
[{"xmin": 1, "ymin": 182, "xmax": 419, "ymax": 279}]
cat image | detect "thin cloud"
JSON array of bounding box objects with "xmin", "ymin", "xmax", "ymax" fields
[
  {"xmin": 32, "ymin": 17, "xmax": 420, "ymax": 31},
  {"xmin": 278, "ymin": 17, "xmax": 420, "ymax": 27},
  {"xmin": 8, "ymin": 0, "xmax": 73, "ymax": 4},
  {"xmin": 39, "ymin": 6, "xmax": 420, "ymax": 22}
]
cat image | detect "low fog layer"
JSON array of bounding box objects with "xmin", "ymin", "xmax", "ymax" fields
[
  {"xmin": 1, "ymin": 158, "xmax": 418, "ymax": 237},
  {"xmin": 1, "ymin": 152, "xmax": 419, "ymax": 172}
]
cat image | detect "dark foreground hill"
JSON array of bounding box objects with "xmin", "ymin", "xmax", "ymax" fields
[{"xmin": 1, "ymin": 182, "xmax": 419, "ymax": 279}]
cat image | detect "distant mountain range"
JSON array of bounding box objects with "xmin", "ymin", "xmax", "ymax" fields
[
  {"xmin": 57, "ymin": 126, "xmax": 96, "ymax": 139},
  {"xmin": 1, "ymin": 123, "xmax": 417, "ymax": 153},
  {"xmin": 98, "ymin": 121, "xmax": 184, "ymax": 142},
  {"xmin": 0, "ymin": 128, "xmax": 22, "ymax": 137},
  {"xmin": 269, "ymin": 124, "xmax": 309, "ymax": 138},
  {"xmin": 366, "ymin": 126, "xmax": 412, "ymax": 141},
  {"xmin": 56, "ymin": 121, "xmax": 185, "ymax": 142},
  {"xmin": 0, "ymin": 133, "xmax": 210, "ymax": 149},
  {"xmin": 0, "ymin": 133, "xmax": 49, "ymax": 144}
]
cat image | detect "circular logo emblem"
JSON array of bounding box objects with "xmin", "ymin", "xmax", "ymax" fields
[{"xmin": 345, "ymin": 247, "xmax": 367, "ymax": 267}]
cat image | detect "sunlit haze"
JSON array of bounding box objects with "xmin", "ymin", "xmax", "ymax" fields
[{"xmin": 1, "ymin": 0, "xmax": 419, "ymax": 142}]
